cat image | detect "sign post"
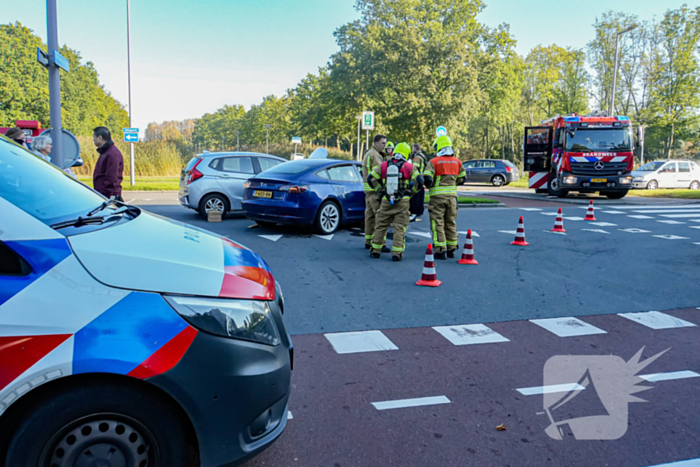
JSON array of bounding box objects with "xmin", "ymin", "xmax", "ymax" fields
[
  {"xmin": 291, "ymin": 136, "xmax": 301, "ymax": 158},
  {"xmin": 46, "ymin": 0, "xmax": 68, "ymax": 169},
  {"xmin": 361, "ymin": 111, "xmax": 375, "ymax": 156}
]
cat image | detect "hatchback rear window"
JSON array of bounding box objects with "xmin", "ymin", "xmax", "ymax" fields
[
  {"xmin": 184, "ymin": 156, "xmax": 201, "ymax": 172},
  {"xmin": 504, "ymin": 161, "xmax": 517, "ymax": 168}
]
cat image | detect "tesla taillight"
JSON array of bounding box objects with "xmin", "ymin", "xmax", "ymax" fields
[
  {"xmin": 281, "ymin": 185, "xmax": 308, "ymax": 193},
  {"xmin": 187, "ymin": 159, "xmax": 203, "ymax": 184}
]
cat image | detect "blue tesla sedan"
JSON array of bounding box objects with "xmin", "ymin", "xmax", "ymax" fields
[{"xmin": 242, "ymin": 155, "xmax": 365, "ymax": 234}]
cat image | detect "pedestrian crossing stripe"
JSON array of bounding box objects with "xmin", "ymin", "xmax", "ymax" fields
[{"xmin": 617, "ymin": 311, "xmax": 696, "ymax": 329}]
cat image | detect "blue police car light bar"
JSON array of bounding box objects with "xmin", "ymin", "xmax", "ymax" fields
[{"xmin": 563, "ymin": 116, "xmax": 580, "ymax": 122}]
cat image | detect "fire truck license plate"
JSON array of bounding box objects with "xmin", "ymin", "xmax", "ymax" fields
[
  {"xmin": 253, "ymin": 191, "xmax": 273, "ymax": 198},
  {"xmin": 590, "ymin": 178, "xmax": 607, "ymax": 183}
]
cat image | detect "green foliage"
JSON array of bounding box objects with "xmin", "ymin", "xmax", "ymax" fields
[{"xmin": 0, "ymin": 22, "xmax": 128, "ymax": 136}]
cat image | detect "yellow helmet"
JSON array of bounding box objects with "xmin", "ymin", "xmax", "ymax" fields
[
  {"xmin": 385, "ymin": 141, "xmax": 395, "ymax": 153},
  {"xmin": 435, "ymin": 135, "xmax": 452, "ymax": 152},
  {"xmin": 393, "ymin": 142, "xmax": 411, "ymax": 159}
]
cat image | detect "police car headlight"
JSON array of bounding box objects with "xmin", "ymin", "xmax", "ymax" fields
[{"xmin": 164, "ymin": 295, "xmax": 280, "ymax": 346}]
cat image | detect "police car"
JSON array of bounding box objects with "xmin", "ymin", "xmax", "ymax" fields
[{"xmin": 0, "ymin": 135, "xmax": 292, "ymax": 467}]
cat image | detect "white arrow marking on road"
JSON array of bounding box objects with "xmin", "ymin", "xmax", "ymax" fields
[
  {"xmin": 652, "ymin": 234, "xmax": 690, "ymax": 240},
  {"xmin": 619, "ymin": 228, "xmax": 651, "ymax": 233},
  {"xmin": 498, "ymin": 230, "xmax": 518, "ymax": 235},
  {"xmin": 582, "ymin": 229, "xmax": 610, "ymax": 234},
  {"xmin": 314, "ymin": 234, "xmax": 334, "ymax": 241},
  {"xmin": 371, "ymin": 396, "xmax": 451, "ymax": 411},
  {"xmin": 259, "ymin": 234, "xmax": 283, "ymax": 242}
]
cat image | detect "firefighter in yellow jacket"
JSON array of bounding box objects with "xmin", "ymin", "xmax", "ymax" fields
[
  {"xmin": 368, "ymin": 143, "xmax": 423, "ymax": 261},
  {"xmin": 362, "ymin": 134, "xmax": 387, "ymax": 249},
  {"xmin": 423, "ymin": 135, "xmax": 466, "ymax": 260}
]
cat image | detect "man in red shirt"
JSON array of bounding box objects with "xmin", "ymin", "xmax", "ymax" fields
[{"xmin": 92, "ymin": 126, "xmax": 124, "ymax": 201}]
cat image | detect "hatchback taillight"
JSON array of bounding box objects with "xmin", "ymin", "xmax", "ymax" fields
[
  {"xmin": 187, "ymin": 159, "xmax": 203, "ymax": 184},
  {"xmin": 280, "ymin": 185, "xmax": 308, "ymax": 194},
  {"xmin": 505, "ymin": 166, "xmax": 513, "ymax": 173}
]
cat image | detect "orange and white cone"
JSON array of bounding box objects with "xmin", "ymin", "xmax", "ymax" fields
[
  {"xmin": 511, "ymin": 216, "xmax": 529, "ymax": 246},
  {"xmin": 551, "ymin": 208, "xmax": 566, "ymax": 233},
  {"xmin": 458, "ymin": 229, "xmax": 479, "ymax": 265},
  {"xmin": 416, "ymin": 244, "xmax": 442, "ymax": 287},
  {"xmin": 584, "ymin": 200, "xmax": 597, "ymax": 221}
]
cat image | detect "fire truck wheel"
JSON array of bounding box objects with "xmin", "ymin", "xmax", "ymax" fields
[
  {"xmin": 602, "ymin": 190, "xmax": 629, "ymax": 199},
  {"xmin": 547, "ymin": 173, "xmax": 568, "ymax": 198}
]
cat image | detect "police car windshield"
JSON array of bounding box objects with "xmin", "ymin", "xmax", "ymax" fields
[
  {"xmin": 0, "ymin": 137, "xmax": 107, "ymax": 225},
  {"xmin": 566, "ymin": 128, "xmax": 631, "ymax": 153}
]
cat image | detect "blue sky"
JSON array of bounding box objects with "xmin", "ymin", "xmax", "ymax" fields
[{"xmin": 1, "ymin": 0, "xmax": 691, "ymax": 135}]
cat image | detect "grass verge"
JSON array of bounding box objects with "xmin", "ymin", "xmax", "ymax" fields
[
  {"xmin": 78, "ymin": 177, "xmax": 180, "ymax": 191},
  {"xmin": 457, "ymin": 196, "xmax": 501, "ymax": 204},
  {"xmin": 629, "ymin": 189, "xmax": 700, "ymax": 199}
]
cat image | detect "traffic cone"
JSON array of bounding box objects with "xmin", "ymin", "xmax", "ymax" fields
[
  {"xmin": 584, "ymin": 200, "xmax": 596, "ymax": 221},
  {"xmin": 458, "ymin": 229, "xmax": 479, "ymax": 265},
  {"xmin": 551, "ymin": 208, "xmax": 566, "ymax": 233},
  {"xmin": 510, "ymin": 216, "xmax": 529, "ymax": 246},
  {"xmin": 416, "ymin": 244, "xmax": 442, "ymax": 287}
]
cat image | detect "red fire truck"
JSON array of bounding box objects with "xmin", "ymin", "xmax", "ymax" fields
[
  {"xmin": 0, "ymin": 120, "xmax": 44, "ymax": 146},
  {"xmin": 523, "ymin": 112, "xmax": 637, "ymax": 199}
]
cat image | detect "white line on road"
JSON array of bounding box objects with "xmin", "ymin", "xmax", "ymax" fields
[
  {"xmin": 690, "ymin": 226, "xmax": 700, "ymax": 230},
  {"xmin": 628, "ymin": 215, "xmax": 655, "ymax": 219},
  {"xmin": 324, "ymin": 330, "xmax": 399, "ymax": 354},
  {"xmin": 657, "ymin": 220, "xmax": 686, "ymax": 224},
  {"xmin": 590, "ymin": 222, "xmax": 617, "ymax": 227},
  {"xmin": 582, "ymin": 229, "xmax": 610, "ymax": 234},
  {"xmin": 617, "ymin": 311, "xmax": 696, "ymax": 329},
  {"xmin": 371, "ymin": 396, "xmax": 451, "ymax": 411},
  {"xmin": 619, "ymin": 228, "xmax": 651, "ymax": 233},
  {"xmin": 498, "ymin": 230, "xmax": 518, "ymax": 235},
  {"xmin": 433, "ymin": 324, "xmax": 510, "ymax": 346},
  {"xmin": 519, "ymin": 208, "xmax": 542, "ymax": 211},
  {"xmin": 566, "ymin": 216, "xmax": 585, "ymax": 221},
  {"xmin": 287, "ymin": 411, "xmax": 293, "ymax": 419},
  {"xmin": 458, "ymin": 231, "xmax": 480, "ymax": 237},
  {"xmin": 516, "ymin": 383, "xmax": 586, "ymax": 396},
  {"xmin": 544, "ymin": 230, "xmax": 567, "ymax": 235},
  {"xmin": 632, "ymin": 209, "xmax": 700, "ymax": 214},
  {"xmin": 626, "ymin": 205, "xmax": 700, "ymax": 210},
  {"xmin": 660, "ymin": 214, "xmax": 700, "ymax": 218},
  {"xmin": 639, "ymin": 370, "xmax": 700, "ymax": 383},
  {"xmin": 652, "ymin": 235, "xmax": 690, "ymax": 240},
  {"xmin": 259, "ymin": 234, "xmax": 283, "ymax": 242},
  {"xmin": 645, "ymin": 458, "xmax": 700, "ymax": 467},
  {"xmin": 539, "ymin": 212, "xmax": 559, "ymax": 216},
  {"xmin": 530, "ymin": 317, "xmax": 607, "ymax": 337},
  {"xmin": 601, "ymin": 210, "xmax": 626, "ymax": 214},
  {"xmin": 408, "ymin": 231, "xmax": 432, "ymax": 238}
]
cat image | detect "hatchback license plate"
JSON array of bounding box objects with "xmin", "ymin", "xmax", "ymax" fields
[
  {"xmin": 253, "ymin": 190, "xmax": 273, "ymax": 199},
  {"xmin": 590, "ymin": 178, "xmax": 607, "ymax": 183}
]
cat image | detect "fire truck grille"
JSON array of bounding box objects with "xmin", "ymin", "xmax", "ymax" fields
[{"xmin": 570, "ymin": 162, "xmax": 628, "ymax": 176}]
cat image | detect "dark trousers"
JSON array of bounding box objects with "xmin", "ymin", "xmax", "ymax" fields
[{"xmin": 409, "ymin": 188, "xmax": 425, "ymax": 216}]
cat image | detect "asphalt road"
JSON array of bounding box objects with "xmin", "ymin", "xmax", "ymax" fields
[{"xmin": 127, "ymin": 191, "xmax": 700, "ymax": 467}]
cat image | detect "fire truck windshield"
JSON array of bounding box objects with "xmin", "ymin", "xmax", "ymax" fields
[{"xmin": 565, "ymin": 128, "xmax": 631, "ymax": 153}]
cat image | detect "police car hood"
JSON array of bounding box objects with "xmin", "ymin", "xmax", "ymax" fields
[{"xmin": 68, "ymin": 212, "xmax": 275, "ymax": 300}]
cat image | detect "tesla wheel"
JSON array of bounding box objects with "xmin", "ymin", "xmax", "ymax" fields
[
  {"xmin": 602, "ymin": 190, "xmax": 629, "ymax": 199},
  {"xmin": 6, "ymin": 382, "xmax": 196, "ymax": 467},
  {"xmin": 646, "ymin": 180, "xmax": 659, "ymax": 190},
  {"xmin": 491, "ymin": 175, "xmax": 505, "ymax": 187},
  {"xmin": 689, "ymin": 181, "xmax": 700, "ymax": 190},
  {"xmin": 314, "ymin": 200, "xmax": 341, "ymax": 235},
  {"xmin": 199, "ymin": 193, "xmax": 229, "ymax": 218}
]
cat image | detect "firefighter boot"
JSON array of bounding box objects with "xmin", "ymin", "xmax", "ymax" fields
[
  {"xmin": 447, "ymin": 249, "xmax": 457, "ymax": 258},
  {"xmin": 392, "ymin": 253, "xmax": 403, "ymax": 262},
  {"xmin": 434, "ymin": 251, "xmax": 447, "ymax": 260},
  {"xmin": 370, "ymin": 252, "xmax": 381, "ymax": 259}
]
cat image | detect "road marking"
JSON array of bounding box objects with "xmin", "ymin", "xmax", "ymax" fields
[
  {"xmin": 544, "ymin": 230, "xmax": 567, "ymax": 235},
  {"xmin": 645, "ymin": 458, "xmax": 700, "ymax": 467},
  {"xmin": 314, "ymin": 234, "xmax": 334, "ymax": 241},
  {"xmin": 287, "ymin": 411, "xmax": 293, "ymax": 419},
  {"xmin": 628, "ymin": 205, "xmax": 700, "ymax": 210},
  {"xmin": 530, "ymin": 317, "xmax": 607, "ymax": 337},
  {"xmin": 590, "ymin": 221, "xmax": 617, "ymax": 227},
  {"xmin": 657, "ymin": 220, "xmax": 686, "ymax": 224},
  {"xmin": 498, "ymin": 230, "xmax": 518, "ymax": 235},
  {"xmin": 617, "ymin": 311, "xmax": 696, "ymax": 329},
  {"xmin": 660, "ymin": 214, "xmax": 700, "ymax": 218},
  {"xmin": 372, "ymin": 395, "xmax": 451, "ymax": 411},
  {"xmin": 652, "ymin": 234, "xmax": 690, "ymax": 240},
  {"xmin": 520, "ymin": 208, "xmax": 542, "ymax": 211},
  {"xmin": 433, "ymin": 324, "xmax": 510, "ymax": 346},
  {"xmin": 691, "ymin": 219, "xmax": 700, "ymax": 223},
  {"xmin": 458, "ymin": 231, "xmax": 480, "ymax": 237},
  {"xmin": 125, "ymin": 198, "xmax": 135, "ymax": 204},
  {"xmin": 324, "ymin": 330, "xmax": 398, "ymax": 354},
  {"xmin": 690, "ymin": 226, "xmax": 700, "ymax": 230},
  {"xmin": 628, "ymin": 215, "xmax": 654, "ymax": 219},
  {"xmin": 516, "ymin": 383, "xmax": 586, "ymax": 396},
  {"xmin": 619, "ymin": 228, "xmax": 651, "ymax": 233},
  {"xmin": 639, "ymin": 370, "xmax": 700, "ymax": 383},
  {"xmin": 408, "ymin": 231, "xmax": 432, "ymax": 239},
  {"xmin": 601, "ymin": 210, "xmax": 626, "ymax": 214},
  {"xmin": 582, "ymin": 229, "xmax": 610, "ymax": 234},
  {"xmin": 632, "ymin": 209, "xmax": 700, "ymax": 214},
  {"xmin": 695, "ymin": 243, "xmax": 700, "ymax": 246},
  {"xmin": 539, "ymin": 212, "xmax": 559, "ymax": 216},
  {"xmin": 566, "ymin": 216, "xmax": 585, "ymax": 221},
  {"xmin": 259, "ymin": 234, "xmax": 283, "ymax": 242}
]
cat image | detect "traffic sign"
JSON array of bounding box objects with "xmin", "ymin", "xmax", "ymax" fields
[
  {"xmin": 361, "ymin": 111, "xmax": 375, "ymax": 130},
  {"xmin": 53, "ymin": 50, "xmax": 70, "ymax": 72},
  {"xmin": 436, "ymin": 126, "xmax": 448, "ymax": 137},
  {"xmin": 123, "ymin": 128, "xmax": 139, "ymax": 133},
  {"xmin": 37, "ymin": 48, "xmax": 49, "ymax": 68},
  {"xmin": 291, "ymin": 136, "xmax": 302, "ymax": 144},
  {"xmin": 125, "ymin": 133, "xmax": 139, "ymax": 143}
]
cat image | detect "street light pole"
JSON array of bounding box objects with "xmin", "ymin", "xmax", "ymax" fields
[
  {"xmin": 126, "ymin": 0, "xmax": 135, "ymax": 186},
  {"xmin": 46, "ymin": 0, "xmax": 64, "ymax": 169},
  {"xmin": 265, "ymin": 124, "xmax": 271, "ymax": 154},
  {"xmin": 356, "ymin": 115, "xmax": 361, "ymax": 160},
  {"xmin": 610, "ymin": 25, "xmax": 637, "ymax": 117}
]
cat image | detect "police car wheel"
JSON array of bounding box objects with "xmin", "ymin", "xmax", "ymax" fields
[
  {"xmin": 5, "ymin": 382, "xmax": 196, "ymax": 467},
  {"xmin": 314, "ymin": 200, "xmax": 341, "ymax": 234}
]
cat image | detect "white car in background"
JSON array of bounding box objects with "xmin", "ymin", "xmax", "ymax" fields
[{"xmin": 632, "ymin": 160, "xmax": 700, "ymax": 190}]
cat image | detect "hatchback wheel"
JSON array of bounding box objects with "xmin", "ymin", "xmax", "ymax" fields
[
  {"xmin": 199, "ymin": 193, "xmax": 229, "ymax": 218},
  {"xmin": 6, "ymin": 383, "xmax": 196, "ymax": 467},
  {"xmin": 491, "ymin": 174, "xmax": 505, "ymax": 187},
  {"xmin": 690, "ymin": 180, "xmax": 700, "ymax": 190},
  {"xmin": 646, "ymin": 180, "xmax": 658, "ymax": 190},
  {"xmin": 314, "ymin": 201, "xmax": 341, "ymax": 234}
]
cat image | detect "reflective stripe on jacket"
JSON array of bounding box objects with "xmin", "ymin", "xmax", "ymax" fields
[
  {"xmin": 362, "ymin": 145, "xmax": 385, "ymax": 193},
  {"xmin": 424, "ymin": 155, "xmax": 466, "ymax": 198}
]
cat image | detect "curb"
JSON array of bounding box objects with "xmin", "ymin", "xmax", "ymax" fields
[{"xmin": 458, "ymin": 202, "xmax": 505, "ymax": 208}]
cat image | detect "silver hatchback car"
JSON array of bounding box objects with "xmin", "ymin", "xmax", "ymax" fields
[{"xmin": 179, "ymin": 151, "xmax": 286, "ymax": 218}]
